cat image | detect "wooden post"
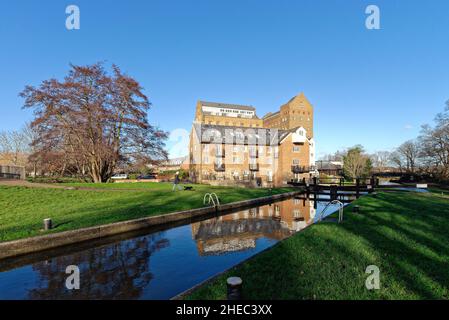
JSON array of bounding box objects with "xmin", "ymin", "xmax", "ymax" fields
[
  {"xmin": 43, "ymin": 218, "xmax": 52, "ymax": 230},
  {"xmin": 227, "ymin": 277, "xmax": 242, "ymax": 300},
  {"xmin": 356, "ymin": 178, "xmax": 360, "ymax": 198},
  {"xmin": 330, "ymin": 185, "xmax": 337, "ymax": 200}
]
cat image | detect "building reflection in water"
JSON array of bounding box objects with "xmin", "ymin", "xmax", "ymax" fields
[
  {"xmin": 27, "ymin": 233, "xmax": 169, "ymax": 299},
  {"xmin": 191, "ymin": 197, "xmax": 316, "ymax": 256}
]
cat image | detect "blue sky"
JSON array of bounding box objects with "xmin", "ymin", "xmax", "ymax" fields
[{"xmin": 1, "ymin": 0, "xmax": 448, "ymax": 158}]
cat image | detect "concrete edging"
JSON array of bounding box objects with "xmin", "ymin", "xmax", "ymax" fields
[{"xmin": 0, "ymin": 190, "xmax": 302, "ymax": 260}]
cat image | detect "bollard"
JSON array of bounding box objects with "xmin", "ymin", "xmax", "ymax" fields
[
  {"xmin": 227, "ymin": 277, "xmax": 242, "ymax": 300},
  {"xmin": 43, "ymin": 218, "xmax": 52, "ymax": 230}
]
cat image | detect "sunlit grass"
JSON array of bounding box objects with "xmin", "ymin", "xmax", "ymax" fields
[
  {"xmin": 0, "ymin": 183, "xmax": 293, "ymax": 242},
  {"xmin": 186, "ymin": 191, "xmax": 449, "ymax": 300}
]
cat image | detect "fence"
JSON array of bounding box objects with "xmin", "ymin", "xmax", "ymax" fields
[{"xmin": 0, "ymin": 165, "xmax": 26, "ymax": 180}]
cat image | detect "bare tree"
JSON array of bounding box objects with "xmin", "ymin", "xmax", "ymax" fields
[
  {"xmin": 418, "ymin": 102, "xmax": 449, "ymax": 180},
  {"xmin": 370, "ymin": 151, "xmax": 391, "ymax": 172},
  {"xmin": 389, "ymin": 151, "xmax": 405, "ymax": 173},
  {"xmin": 20, "ymin": 63, "xmax": 168, "ymax": 182},
  {"xmin": 396, "ymin": 140, "xmax": 420, "ymax": 174},
  {"xmin": 0, "ymin": 128, "xmax": 30, "ymax": 166}
]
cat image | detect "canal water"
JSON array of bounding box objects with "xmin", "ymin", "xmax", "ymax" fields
[{"xmin": 0, "ymin": 193, "xmax": 355, "ymax": 300}]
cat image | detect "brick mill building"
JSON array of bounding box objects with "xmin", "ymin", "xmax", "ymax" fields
[{"xmin": 188, "ymin": 93, "xmax": 316, "ymax": 187}]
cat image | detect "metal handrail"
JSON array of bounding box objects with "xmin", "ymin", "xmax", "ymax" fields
[
  {"xmin": 318, "ymin": 200, "xmax": 344, "ymax": 223},
  {"xmin": 203, "ymin": 193, "xmax": 220, "ymax": 207}
]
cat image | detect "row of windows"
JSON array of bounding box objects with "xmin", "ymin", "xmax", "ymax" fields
[
  {"xmin": 284, "ymin": 110, "xmax": 311, "ymax": 115},
  {"xmin": 219, "ymin": 109, "xmax": 253, "ymax": 115},
  {"xmin": 201, "ymin": 156, "xmax": 302, "ymax": 166},
  {"xmin": 207, "ymin": 120, "xmax": 261, "ymax": 127},
  {"xmin": 203, "ymin": 145, "xmax": 279, "ymax": 153},
  {"xmin": 202, "ymin": 157, "xmax": 276, "ymax": 164}
]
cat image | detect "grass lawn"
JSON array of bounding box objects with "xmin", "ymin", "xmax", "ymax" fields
[
  {"xmin": 186, "ymin": 191, "xmax": 449, "ymax": 300},
  {"xmin": 0, "ymin": 182, "xmax": 293, "ymax": 242}
]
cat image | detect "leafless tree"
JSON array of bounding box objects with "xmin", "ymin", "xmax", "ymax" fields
[
  {"xmin": 370, "ymin": 151, "xmax": 392, "ymax": 172},
  {"xmin": 396, "ymin": 140, "xmax": 420, "ymax": 174},
  {"xmin": 20, "ymin": 63, "xmax": 168, "ymax": 182},
  {"xmin": 417, "ymin": 101, "xmax": 449, "ymax": 180},
  {"xmin": 0, "ymin": 128, "xmax": 31, "ymax": 166}
]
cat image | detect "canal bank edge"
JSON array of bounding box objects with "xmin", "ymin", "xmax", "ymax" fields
[{"xmin": 0, "ymin": 190, "xmax": 303, "ymax": 260}]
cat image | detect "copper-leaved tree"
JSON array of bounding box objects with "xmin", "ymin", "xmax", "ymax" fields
[{"xmin": 20, "ymin": 63, "xmax": 168, "ymax": 182}]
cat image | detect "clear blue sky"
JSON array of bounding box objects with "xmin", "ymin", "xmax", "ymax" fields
[{"xmin": 1, "ymin": 0, "xmax": 448, "ymax": 158}]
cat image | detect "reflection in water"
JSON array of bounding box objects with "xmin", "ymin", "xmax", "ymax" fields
[
  {"xmin": 0, "ymin": 194, "xmax": 349, "ymax": 300},
  {"xmin": 27, "ymin": 234, "xmax": 169, "ymax": 299},
  {"xmin": 192, "ymin": 198, "xmax": 316, "ymax": 255}
]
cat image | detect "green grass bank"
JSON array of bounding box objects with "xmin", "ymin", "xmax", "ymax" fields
[
  {"xmin": 0, "ymin": 182, "xmax": 293, "ymax": 242},
  {"xmin": 186, "ymin": 191, "xmax": 449, "ymax": 300}
]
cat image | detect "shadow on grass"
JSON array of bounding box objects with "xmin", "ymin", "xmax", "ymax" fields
[{"xmin": 186, "ymin": 191, "xmax": 449, "ymax": 300}]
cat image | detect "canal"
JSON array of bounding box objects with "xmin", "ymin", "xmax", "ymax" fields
[{"xmin": 0, "ymin": 193, "xmax": 356, "ymax": 300}]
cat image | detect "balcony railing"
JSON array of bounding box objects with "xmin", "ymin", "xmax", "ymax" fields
[
  {"xmin": 215, "ymin": 150, "xmax": 225, "ymax": 158},
  {"xmin": 214, "ymin": 163, "xmax": 226, "ymax": 172},
  {"xmin": 249, "ymin": 150, "xmax": 259, "ymax": 158},
  {"xmin": 249, "ymin": 163, "xmax": 259, "ymax": 171},
  {"xmin": 291, "ymin": 165, "xmax": 315, "ymax": 173},
  {"xmin": 0, "ymin": 172, "xmax": 21, "ymax": 179}
]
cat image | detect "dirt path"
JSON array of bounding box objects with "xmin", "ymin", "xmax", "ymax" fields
[
  {"xmin": 0, "ymin": 179, "xmax": 168, "ymax": 192},
  {"xmin": 0, "ymin": 180, "xmax": 68, "ymax": 189}
]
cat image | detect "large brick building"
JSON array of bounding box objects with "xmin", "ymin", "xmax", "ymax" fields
[{"xmin": 188, "ymin": 93, "xmax": 316, "ymax": 187}]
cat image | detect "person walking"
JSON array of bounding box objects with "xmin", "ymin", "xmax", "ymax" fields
[{"xmin": 172, "ymin": 171, "xmax": 182, "ymax": 191}]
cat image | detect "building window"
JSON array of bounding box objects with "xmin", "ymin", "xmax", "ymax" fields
[
  {"xmin": 293, "ymin": 146, "xmax": 300, "ymax": 152},
  {"xmin": 293, "ymin": 159, "xmax": 300, "ymax": 165},
  {"xmin": 233, "ymin": 157, "xmax": 241, "ymax": 164},
  {"xmin": 203, "ymin": 156, "xmax": 209, "ymax": 164}
]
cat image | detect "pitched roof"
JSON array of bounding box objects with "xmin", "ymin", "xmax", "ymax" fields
[
  {"xmin": 193, "ymin": 124, "xmax": 291, "ymax": 146},
  {"xmin": 199, "ymin": 101, "xmax": 255, "ymax": 111},
  {"xmin": 262, "ymin": 111, "xmax": 280, "ymax": 119}
]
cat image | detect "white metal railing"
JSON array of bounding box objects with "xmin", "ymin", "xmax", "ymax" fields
[
  {"xmin": 318, "ymin": 200, "xmax": 344, "ymax": 223},
  {"xmin": 203, "ymin": 193, "xmax": 220, "ymax": 207}
]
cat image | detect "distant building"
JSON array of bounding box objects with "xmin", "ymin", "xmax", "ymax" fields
[
  {"xmin": 188, "ymin": 93, "xmax": 316, "ymax": 187},
  {"xmin": 156, "ymin": 156, "xmax": 188, "ymax": 172},
  {"xmin": 315, "ymin": 160, "xmax": 343, "ymax": 176},
  {"xmin": 0, "ymin": 165, "xmax": 26, "ymax": 180}
]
